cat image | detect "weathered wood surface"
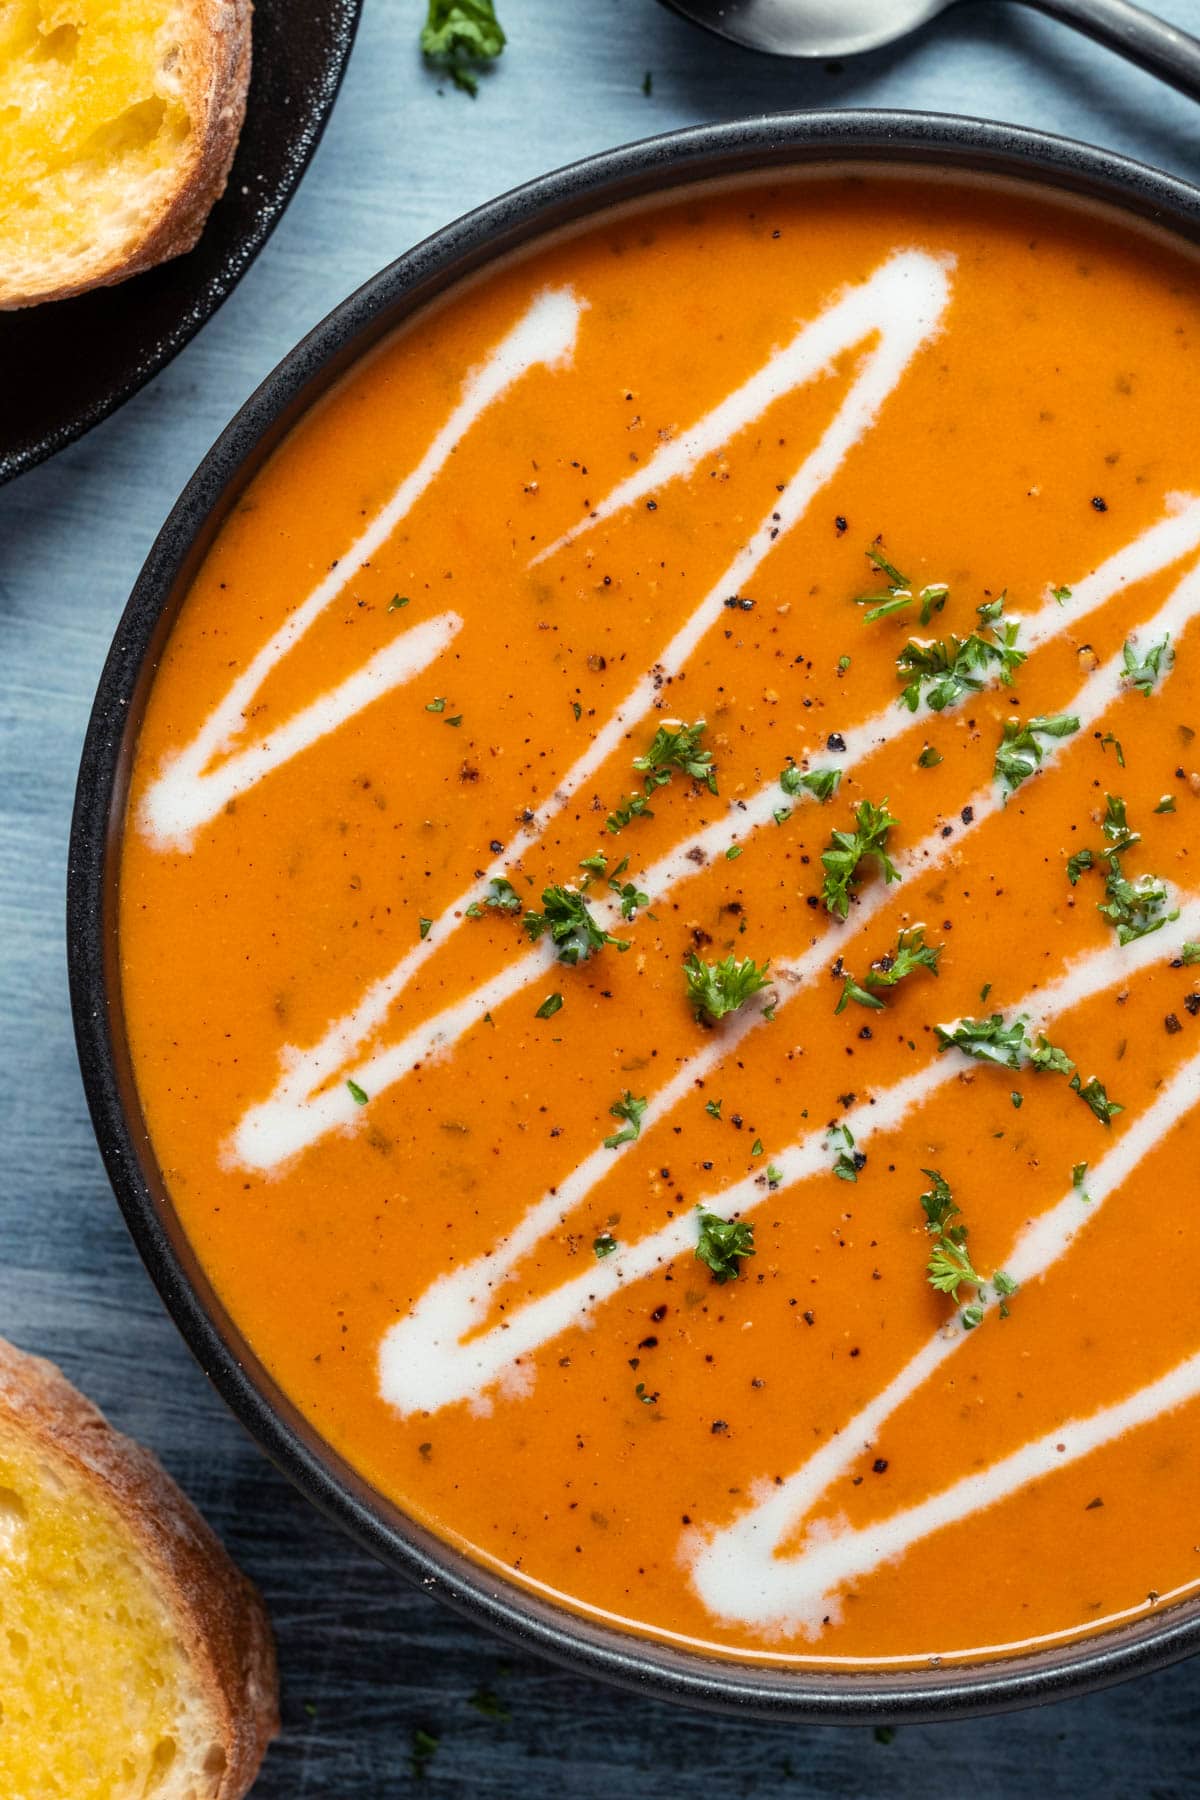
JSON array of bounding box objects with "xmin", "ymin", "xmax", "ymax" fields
[{"xmin": 2, "ymin": 1, "xmax": 1199, "ymax": 1790}]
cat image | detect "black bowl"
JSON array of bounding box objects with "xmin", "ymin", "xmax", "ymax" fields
[{"xmin": 68, "ymin": 110, "xmax": 1200, "ymax": 1723}]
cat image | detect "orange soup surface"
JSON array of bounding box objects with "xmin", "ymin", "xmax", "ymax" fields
[{"xmin": 120, "ymin": 172, "xmax": 1200, "ymax": 1667}]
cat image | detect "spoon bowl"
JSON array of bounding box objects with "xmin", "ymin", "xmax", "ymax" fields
[
  {"xmin": 658, "ymin": 0, "xmax": 1200, "ymax": 99},
  {"xmin": 660, "ymin": 0, "xmax": 950, "ymax": 57}
]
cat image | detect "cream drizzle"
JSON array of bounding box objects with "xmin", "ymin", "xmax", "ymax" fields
[
  {"xmin": 231, "ymin": 519, "xmax": 1200, "ymax": 1169},
  {"xmin": 227, "ymin": 250, "xmax": 955, "ymax": 1167},
  {"xmin": 148, "ymin": 616, "xmax": 463, "ymax": 836},
  {"xmin": 529, "ymin": 249, "xmax": 954, "ymax": 566},
  {"xmin": 139, "ymin": 287, "xmax": 583, "ymax": 850},
  {"xmin": 692, "ymin": 1338, "xmax": 1200, "ymax": 1637},
  {"xmin": 138, "ymin": 236, "xmax": 1200, "ymax": 1641},
  {"xmin": 689, "ymin": 1045, "xmax": 1200, "ymax": 1632},
  {"xmin": 377, "ymin": 905, "xmax": 1200, "ymax": 1415}
]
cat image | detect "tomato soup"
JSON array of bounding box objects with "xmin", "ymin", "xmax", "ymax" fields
[{"xmin": 119, "ymin": 172, "xmax": 1200, "ymax": 1667}]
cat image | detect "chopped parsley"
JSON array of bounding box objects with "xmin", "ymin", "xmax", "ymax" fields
[
  {"xmin": 411, "ymin": 1727, "xmax": 439, "ymax": 1778},
  {"xmin": 836, "ymin": 925, "xmax": 941, "ymax": 1014},
  {"xmin": 524, "ymin": 885, "xmax": 628, "ymax": 964},
  {"xmin": 1121, "ymin": 633, "xmax": 1173, "ymax": 697},
  {"xmin": 683, "ymin": 952, "xmax": 771, "ymax": 1023},
  {"xmin": 917, "ymin": 745, "xmax": 942, "ymax": 768},
  {"xmin": 346, "ymin": 1079, "xmax": 368, "ymax": 1106},
  {"xmin": 935, "ymin": 1012, "xmax": 1073, "ymax": 1076},
  {"xmin": 896, "ymin": 597, "xmax": 1025, "ymax": 713},
  {"xmin": 1155, "ymin": 794, "xmax": 1177, "ymax": 814},
  {"xmin": 865, "ymin": 924, "xmax": 941, "ymax": 990},
  {"xmin": 610, "ymin": 877, "xmax": 649, "ymax": 919},
  {"xmin": 1029, "ymin": 1035, "xmax": 1075, "ymax": 1075},
  {"xmin": 593, "ymin": 1233, "xmax": 618, "ymax": 1259},
  {"xmin": 421, "ymin": 0, "xmax": 505, "ymax": 95},
  {"xmin": 1064, "ymin": 796, "xmax": 1176, "ymax": 944},
  {"xmin": 1181, "ymin": 942, "xmax": 1200, "ymax": 965},
  {"xmin": 387, "ymin": 593, "xmax": 410, "ymax": 612},
  {"xmin": 939, "ymin": 1014, "xmax": 1121, "ymax": 1124},
  {"xmin": 634, "ymin": 719, "xmax": 717, "ymax": 793},
  {"xmin": 921, "ymin": 1169, "xmax": 1016, "ymax": 1329},
  {"xmin": 606, "ymin": 789, "xmax": 654, "ymax": 833},
  {"xmin": 820, "ymin": 797, "xmax": 900, "ymax": 919},
  {"xmin": 534, "ymin": 992, "xmax": 563, "ymax": 1019},
  {"xmin": 854, "ymin": 546, "xmax": 948, "ymax": 626},
  {"xmin": 604, "ymin": 1090, "xmax": 648, "ymax": 1149},
  {"xmin": 468, "ymin": 1688, "xmax": 511, "ymax": 1721},
  {"xmin": 781, "ymin": 764, "xmax": 842, "ymax": 804},
  {"xmin": 1098, "ymin": 862, "xmax": 1177, "ymax": 946},
  {"xmin": 705, "ymin": 1098, "xmax": 723, "ymax": 1118},
  {"xmin": 466, "ymin": 876, "xmax": 522, "ymax": 917},
  {"xmin": 1070, "ymin": 1072, "xmax": 1124, "ymax": 1126},
  {"xmin": 1102, "ymin": 793, "xmax": 1140, "ymax": 854},
  {"xmin": 835, "ymin": 973, "xmax": 885, "ymax": 1015},
  {"xmin": 607, "ymin": 720, "xmax": 716, "ymax": 832},
  {"xmin": 425, "ymin": 696, "xmax": 446, "ymax": 714},
  {"xmin": 994, "ymin": 712, "xmax": 1080, "ymax": 792},
  {"xmin": 935, "ymin": 1013, "xmax": 1029, "ymax": 1069},
  {"xmin": 694, "ymin": 1209, "xmax": 755, "ymax": 1282},
  {"xmin": 828, "ymin": 1123, "xmax": 863, "ymax": 1183}
]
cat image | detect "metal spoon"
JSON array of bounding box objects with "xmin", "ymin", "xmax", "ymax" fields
[{"xmin": 660, "ymin": 0, "xmax": 1200, "ymax": 99}]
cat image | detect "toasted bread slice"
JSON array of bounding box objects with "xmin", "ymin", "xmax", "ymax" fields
[
  {"xmin": 0, "ymin": 0, "xmax": 252, "ymax": 310},
  {"xmin": 0, "ymin": 1336, "xmax": 278, "ymax": 1799}
]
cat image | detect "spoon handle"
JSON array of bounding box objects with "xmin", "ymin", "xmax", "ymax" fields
[{"xmin": 1015, "ymin": 0, "xmax": 1200, "ymax": 99}]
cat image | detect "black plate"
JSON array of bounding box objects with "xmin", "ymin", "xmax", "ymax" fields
[
  {"xmin": 0, "ymin": 0, "xmax": 361, "ymax": 486},
  {"xmin": 70, "ymin": 112, "xmax": 1200, "ymax": 1722}
]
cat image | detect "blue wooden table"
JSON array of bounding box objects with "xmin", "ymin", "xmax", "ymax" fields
[{"xmin": 3, "ymin": 2, "xmax": 1199, "ymax": 1791}]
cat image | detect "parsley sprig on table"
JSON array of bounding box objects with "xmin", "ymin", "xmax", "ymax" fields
[
  {"xmin": 820, "ymin": 797, "xmax": 901, "ymax": 919},
  {"xmin": 921, "ymin": 1169, "xmax": 1017, "ymax": 1330},
  {"xmin": 683, "ymin": 952, "xmax": 771, "ymax": 1023},
  {"xmin": 694, "ymin": 1209, "xmax": 756, "ymax": 1283},
  {"xmin": 421, "ymin": 0, "xmax": 505, "ymax": 95},
  {"xmin": 896, "ymin": 596, "xmax": 1025, "ymax": 713}
]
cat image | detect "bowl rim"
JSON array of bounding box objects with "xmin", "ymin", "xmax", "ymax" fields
[{"xmin": 68, "ymin": 108, "xmax": 1200, "ymax": 1724}]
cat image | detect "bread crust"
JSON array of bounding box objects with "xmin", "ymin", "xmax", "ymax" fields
[
  {"xmin": 0, "ymin": 1336, "xmax": 278, "ymax": 1799},
  {"xmin": 0, "ymin": 0, "xmax": 253, "ymax": 311}
]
